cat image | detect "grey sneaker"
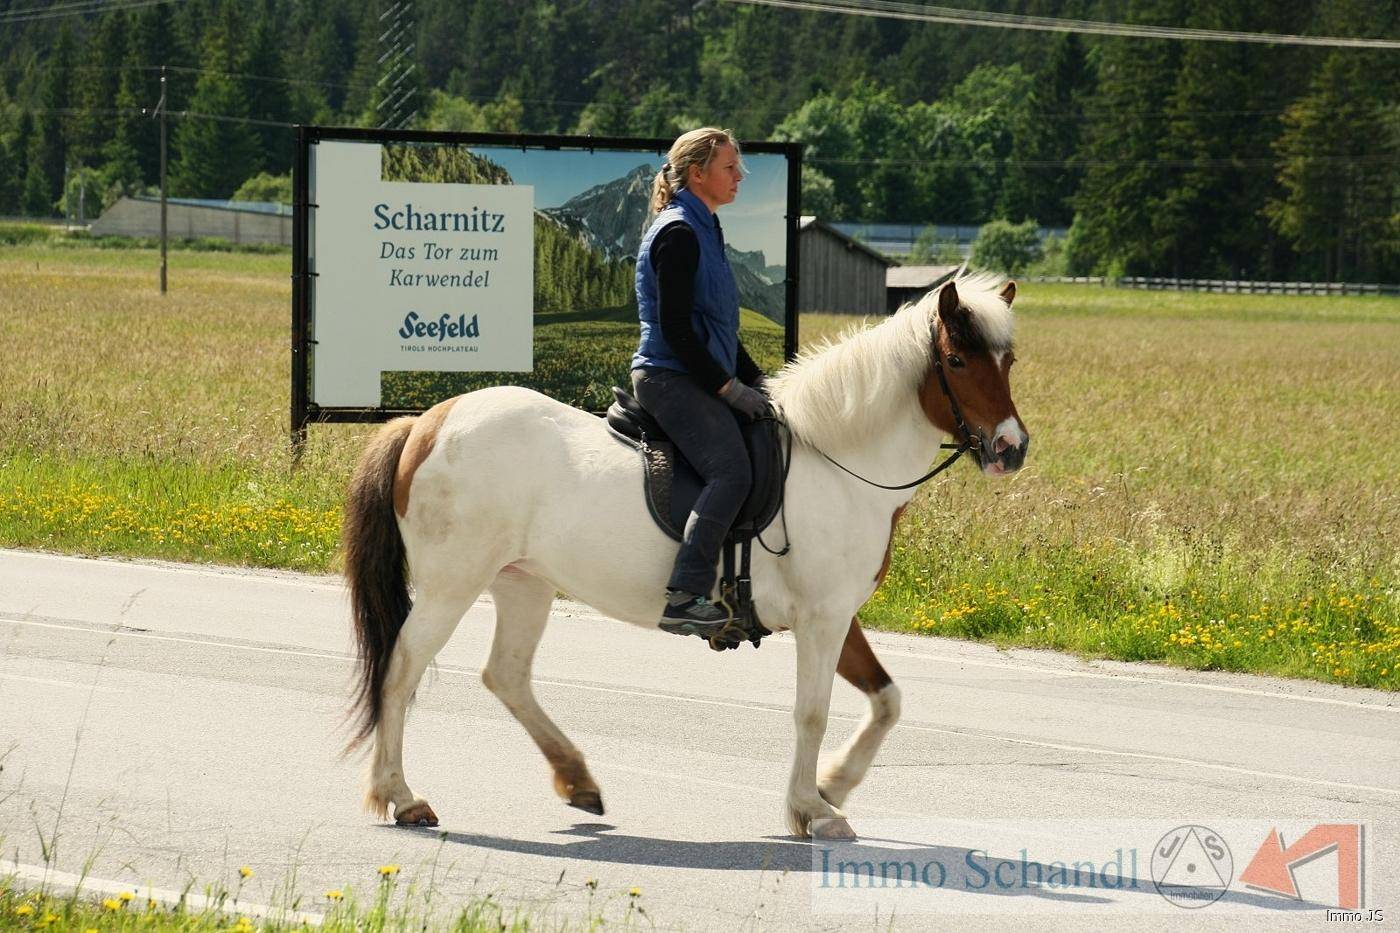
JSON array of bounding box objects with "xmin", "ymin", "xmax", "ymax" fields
[{"xmin": 659, "ymin": 591, "xmax": 730, "ymax": 637}]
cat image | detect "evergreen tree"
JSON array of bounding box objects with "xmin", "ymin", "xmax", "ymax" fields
[
  {"xmin": 239, "ymin": 0, "xmax": 293, "ymax": 174},
  {"xmin": 168, "ymin": 22, "xmax": 262, "ymax": 197},
  {"xmin": 103, "ymin": 70, "xmax": 145, "ymax": 200},
  {"xmin": 0, "ymin": 108, "xmax": 32, "ymax": 214},
  {"xmin": 1070, "ymin": 0, "xmax": 1190, "ymax": 275},
  {"xmin": 68, "ymin": 10, "xmax": 128, "ymax": 168},
  {"xmin": 125, "ymin": 4, "xmax": 179, "ymax": 182},
  {"xmin": 998, "ymin": 32, "xmax": 1091, "ymax": 228},
  {"xmin": 31, "ymin": 21, "xmax": 75, "ymax": 208},
  {"xmin": 1267, "ymin": 48, "xmax": 1400, "ymax": 281}
]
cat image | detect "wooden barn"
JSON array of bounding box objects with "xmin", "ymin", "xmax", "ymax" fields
[
  {"xmin": 886, "ymin": 264, "xmax": 960, "ymax": 313},
  {"xmin": 798, "ymin": 216, "xmax": 896, "ymax": 315}
]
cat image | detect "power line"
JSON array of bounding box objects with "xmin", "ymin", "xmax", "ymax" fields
[
  {"xmin": 19, "ymin": 104, "xmax": 1394, "ymax": 174},
  {"xmin": 722, "ymin": 0, "xmax": 1400, "ymax": 49},
  {"xmin": 0, "ymin": 0, "xmax": 189, "ymax": 24},
  {"xmin": 3, "ymin": 63, "xmax": 1311, "ymax": 125}
]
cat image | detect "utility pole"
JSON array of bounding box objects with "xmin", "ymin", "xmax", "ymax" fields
[{"xmin": 157, "ymin": 66, "xmax": 168, "ymax": 294}]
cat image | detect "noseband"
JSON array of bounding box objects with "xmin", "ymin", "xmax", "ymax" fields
[{"xmin": 815, "ymin": 323, "xmax": 982, "ymax": 492}]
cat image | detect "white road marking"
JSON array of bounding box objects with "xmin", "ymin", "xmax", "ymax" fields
[
  {"xmin": 1, "ymin": 861, "xmax": 323, "ymax": 926},
  {"xmin": 6, "ymin": 550, "xmax": 1386, "ymax": 712},
  {"xmin": 553, "ymin": 600, "xmax": 1400, "ymax": 715},
  {"xmin": 868, "ymin": 645, "xmax": 1400, "ymax": 714},
  {"xmin": 3, "ymin": 615, "xmax": 1397, "ymax": 801}
]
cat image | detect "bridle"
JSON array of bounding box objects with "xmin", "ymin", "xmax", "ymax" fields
[
  {"xmin": 753, "ymin": 318, "xmax": 985, "ymax": 559},
  {"xmin": 813, "ymin": 320, "xmax": 983, "ymax": 492}
]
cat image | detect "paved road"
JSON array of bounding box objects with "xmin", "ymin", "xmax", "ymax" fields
[{"xmin": 1, "ymin": 549, "xmax": 1396, "ymax": 930}]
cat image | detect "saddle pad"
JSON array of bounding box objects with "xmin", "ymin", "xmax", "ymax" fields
[{"xmin": 606, "ymin": 390, "xmax": 785, "ymax": 544}]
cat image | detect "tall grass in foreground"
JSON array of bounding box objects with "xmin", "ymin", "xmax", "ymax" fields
[
  {"xmin": 0, "ymin": 860, "xmax": 652, "ymax": 931},
  {"xmin": 0, "ymin": 244, "xmax": 1396, "ymax": 689}
]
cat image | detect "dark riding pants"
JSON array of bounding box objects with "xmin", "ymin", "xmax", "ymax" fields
[{"xmin": 631, "ymin": 366, "xmax": 752, "ymax": 596}]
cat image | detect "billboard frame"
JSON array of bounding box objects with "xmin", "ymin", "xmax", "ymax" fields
[{"xmin": 291, "ymin": 125, "xmax": 803, "ymax": 446}]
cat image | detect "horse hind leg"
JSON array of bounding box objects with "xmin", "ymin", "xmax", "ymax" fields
[
  {"xmin": 818, "ymin": 617, "xmax": 901, "ymax": 809},
  {"xmin": 483, "ymin": 567, "xmax": 604, "ymax": 815},
  {"xmin": 365, "ymin": 574, "xmax": 489, "ymax": 826}
]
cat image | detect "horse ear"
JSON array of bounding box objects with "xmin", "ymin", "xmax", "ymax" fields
[
  {"xmin": 937, "ymin": 281, "xmax": 961, "ymax": 323},
  {"xmin": 999, "ymin": 280, "xmax": 1017, "ymax": 305}
]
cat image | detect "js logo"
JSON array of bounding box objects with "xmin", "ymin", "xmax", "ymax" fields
[
  {"xmin": 1240, "ymin": 824, "xmax": 1364, "ymax": 909},
  {"xmin": 1151, "ymin": 825, "xmax": 1233, "ymax": 908}
]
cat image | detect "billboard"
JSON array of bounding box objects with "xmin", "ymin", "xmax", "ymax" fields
[{"xmin": 292, "ymin": 127, "xmax": 802, "ymax": 439}]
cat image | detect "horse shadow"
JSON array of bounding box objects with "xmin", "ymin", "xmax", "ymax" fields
[{"xmin": 389, "ymin": 821, "xmax": 1323, "ymax": 911}]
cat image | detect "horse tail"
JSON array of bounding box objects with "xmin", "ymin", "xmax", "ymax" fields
[{"xmin": 342, "ymin": 415, "xmax": 417, "ymax": 753}]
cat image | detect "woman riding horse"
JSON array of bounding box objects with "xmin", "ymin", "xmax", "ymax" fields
[{"xmin": 632, "ymin": 127, "xmax": 770, "ymax": 636}]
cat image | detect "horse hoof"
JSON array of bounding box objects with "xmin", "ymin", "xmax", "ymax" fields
[
  {"xmin": 812, "ymin": 816, "xmax": 857, "ymax": 841},
  {"xmin": 568, "ymin": 790, "xmax": 605, "ymax": 816},
  {"xmin": 395, "ymin": 803, "xmax": 439, "ymax": 827}
]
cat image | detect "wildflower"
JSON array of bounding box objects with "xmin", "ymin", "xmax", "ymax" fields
[
  {"xmin": 629, "ymin": 887, "xmax": 641, "ymax": 898},
  {"xmin": 378, "ymin": 864, "xmax": 399, "ymax": 878},
  {"xmin": 14, "ymin": 904, "xmax": 34, "ymax": 917},
  {"xmin": 233, "ymin": 917, "xmax": 255, "ymax": 933},
  {"xmin": 102, "ymin": 898, "xmax": 123, "ymax": 911},
  {"xmin": 118, "ymin": 891, "xmax": 134, "ymax": 903},
  {"xmin": 324, "ymin": 890, "xmax": 343, "ymax": 902},
  {"xmin": 239, "ymin": 866, "xmax": 253, "ymax": 880},
  {"xmin": 147, "ymin": 899, "xmax": 159, "ymax": 910}
]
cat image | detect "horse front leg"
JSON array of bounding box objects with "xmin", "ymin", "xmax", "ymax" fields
[
  {"xmin": 785, "ymin": 613, "xmax": 858, "ymax": 840},
  {"xmin": 819, "ymin": 617, "xmax": 901, "ymax": 809}
]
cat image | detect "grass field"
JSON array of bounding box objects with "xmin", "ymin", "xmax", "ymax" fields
[{"xmin": 1, "ymin": 242, "xmax": 1396, "ymax": 689}]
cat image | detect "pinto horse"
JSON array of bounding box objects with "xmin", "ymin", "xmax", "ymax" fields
[{"xmin": 342, "ymin": 273, "xmax": 1028, "ymax": 840}]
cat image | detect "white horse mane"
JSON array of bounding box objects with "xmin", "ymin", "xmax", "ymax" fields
[{"xmin": 768, "ymin": 271, "xmax": 1013, "ymax": 451}]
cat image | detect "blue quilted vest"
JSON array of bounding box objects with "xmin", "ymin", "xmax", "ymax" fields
[{"xmin": 631, "ymin": 187, "xmax": 740, "ymax": 380}]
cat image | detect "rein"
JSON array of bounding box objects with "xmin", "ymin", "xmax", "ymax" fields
[
  {"xmin": 812, "ymin": 333, "xmax": 982, "ymax": 492},
  {"xmin": 753, "ymin": 322, "xmax": 983, "ymax": 555}
]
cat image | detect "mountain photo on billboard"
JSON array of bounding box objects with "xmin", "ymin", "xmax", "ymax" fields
[{"xmin": 376, "ymin": 142, "xmax": 787, "ymax": 411}]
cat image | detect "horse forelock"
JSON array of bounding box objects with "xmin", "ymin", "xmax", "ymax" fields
[
  {"xmin": 768, "ymin": 271, "xmax": 1014, "ymax": 451},
  {"xmin": 939, "ymin": 271, "xmax": 1015, "ymax": 354}
]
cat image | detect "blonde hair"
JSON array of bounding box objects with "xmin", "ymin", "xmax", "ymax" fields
[{"xmin": 650, "ymin": 127, "xmax": 743, "ymax": 214}]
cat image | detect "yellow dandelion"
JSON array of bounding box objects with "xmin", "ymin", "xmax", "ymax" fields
[
  {"xmin": 324, "ymin": 890, "xmax": 343, "ymax": 901},
  {"xmin": 102, "ymin": 898, "xmax": 123, "ymax": 911},
  {"xmin": 378, "ymin": 864, "xmax": 399, "ymax": 877},
  {"xmin": 239, "ymin": 866, "xmax": 253, "ymax": 880},
  {"xmin": 14, "ymin": 904, "xmax": 34, "ymax": 917},
  {"xmin": 232, "ymin": 917, "xmax": 255, "ymax": 933},
  {"xmin": 629, "ymin": 887, "xmax": 641, "ymax": 897},
  {"xmin": 147, "ymin": 899, "xmax": 159, "ymax": 910},
  {"xmin": 118, "ymin": 891, "xmax": 134, "ymax": 902}
]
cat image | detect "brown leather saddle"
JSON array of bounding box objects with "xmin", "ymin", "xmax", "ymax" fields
[{"xmin": 605, "ymin": 386, "xmax": 788, "ymax": 650}]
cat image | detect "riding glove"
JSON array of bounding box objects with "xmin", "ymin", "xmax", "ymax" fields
[{"xmin": 720, "ymin": 379, "xmax": 768, "ymax": 419}]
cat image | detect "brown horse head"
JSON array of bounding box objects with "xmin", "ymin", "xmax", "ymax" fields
[{"xmin": 919, "ymin": 278, "xmax": 1029, "ymax": 475}]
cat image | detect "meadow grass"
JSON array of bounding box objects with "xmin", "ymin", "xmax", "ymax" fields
[
  {"xmin": 0, "ymin": 860, "xmax": 650, "ymax": 931},
  {"xmin": 1, "ymin": 243, "xmax": 1396, "ymax": 689}
]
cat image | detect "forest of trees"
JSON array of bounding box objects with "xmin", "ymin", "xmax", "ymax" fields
[{"xmin": 0, "ymin": 0, "xmax": 1397, "ymax": 281}]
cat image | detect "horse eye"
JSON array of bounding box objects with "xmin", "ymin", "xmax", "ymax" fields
[{"xmin": 947, "ymin": 355, "xmax": 964, "ymax": 369}]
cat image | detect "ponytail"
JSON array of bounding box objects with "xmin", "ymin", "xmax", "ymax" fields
[{"xmin": 650, "ymin": 164, "xmax": 677, "ymax": 214}]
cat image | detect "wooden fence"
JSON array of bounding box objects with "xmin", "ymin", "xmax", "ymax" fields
[{"xmin": 1026, "ymin": 275, "xmax": 1400, "ymax": 296}]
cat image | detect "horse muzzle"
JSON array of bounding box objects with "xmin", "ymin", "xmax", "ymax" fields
[{"xmin": 980, "ymin": 423, "xmax": 1029, "ymax": 475}]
